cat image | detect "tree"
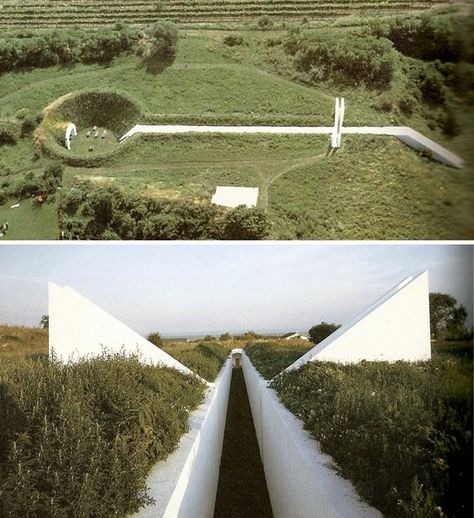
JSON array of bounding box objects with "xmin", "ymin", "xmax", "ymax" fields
[
  {"xmin": 429, "ymin": 292, "xmax": 467, "ymax": 339},
  {"xmin": 308, "ymin": 322, "xmax": 340, "ymax": 344},
  {"xmin": 40, "ymin": 315, "xmax": 49, "ymax": 329},
  {"xmin": 203, "ymin": 335, "xmax": 216, "ymax": 342},
  {"xmin": 147, "ymin": 332, "xmax": 163, "ymax": 348},
  {"xmin": 140, "ymin": 22, "xmax": 178, "ymax": 73},
  {"xmin": 219, "ymin": 333, "xmax": 232, "ymax": 341}
]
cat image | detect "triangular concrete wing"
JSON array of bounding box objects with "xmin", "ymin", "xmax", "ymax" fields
[
  {"xmin": 282, "ymin": 271, "xmax": 431, "ymax": 374},
  {"xmin": 48, "ymin": 282, "xmax": 198, "ymax": 378}
]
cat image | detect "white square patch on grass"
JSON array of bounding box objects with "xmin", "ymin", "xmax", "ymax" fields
[{"xmin": 211, "ymin": 186, "xmax": 259, "ymax": 208}]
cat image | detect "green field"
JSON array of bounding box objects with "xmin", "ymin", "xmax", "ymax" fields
[
  {"xmin": 0, "ymin": 0, "xmax": 445, "ymax": 29},
  {"xmin": 1, "ymin": 11, "xmax": 473, "ymax": 239}
]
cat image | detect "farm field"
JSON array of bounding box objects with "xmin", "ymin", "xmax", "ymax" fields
[
  {"xmin": 0, "ymin": 0, "xmax": 446, "ymax": 29},
  {"xmin": 1, "ymin": 9, "xmax": 473, "ymax": 239}
]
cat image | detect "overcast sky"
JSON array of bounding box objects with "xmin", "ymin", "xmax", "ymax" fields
[{"xmin": 0, "ymin": 243, "xmax": 472, "ymax": 336}]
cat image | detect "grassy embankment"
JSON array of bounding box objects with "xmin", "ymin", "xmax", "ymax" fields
[{"xmin": 246, "ymin": 339, "xmax": 473, "ymax": 518}]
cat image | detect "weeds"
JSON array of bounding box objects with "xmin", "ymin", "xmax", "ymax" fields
[{"xmin": 0, "ymin": 353, "xmax": 205, "ymax": 516}]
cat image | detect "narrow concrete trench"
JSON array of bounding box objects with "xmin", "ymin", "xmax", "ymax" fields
[{"xmin": 214, "ymin": 366, "xmax": 273, "ymax": 518}]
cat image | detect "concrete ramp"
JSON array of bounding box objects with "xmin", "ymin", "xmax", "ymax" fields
[
  {"xmin": 48, "ymin": 282, "xmax": 197, "ymax": 377},
  {"xmin": 282, "ymin": 271, "xmax": 431, "ymax": 373},
  {"xmin": 342, "ymin": 126, "xmax": 463, "ymax": 168}
]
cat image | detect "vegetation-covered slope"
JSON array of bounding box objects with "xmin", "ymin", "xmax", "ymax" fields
[
  {"xmin": 0, "ymin": 10, "xmax": 472, "ymax": 239},
  {"xmin": 270, "ymin": 343, "xmax": 473, "ymax": 518},
  {"xmin": 0, "ymin": 354, "xmax": 205, "ymax": 516}
]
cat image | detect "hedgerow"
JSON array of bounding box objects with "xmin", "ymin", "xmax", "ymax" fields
[
  {"xmin": 0, "ymin": 354, "xmax": 205, "ymax": 516},
  {"xmin": 162, "ymin": 342, "xmax": 229, "ymax": 382},
  {"xmin": 58, "ymin": 181, "xmax": 269, "ymax": 240},
  {"xmin": 0, "ymin": 25, "xmax": 138, "ymax": 74},
  {"xmin": 245, "ymin": 340, "xmax": 312, "ymax": 379},
  {"xmin": 269, "ymin": 346, "xmax": 473, "ymax": 517}
]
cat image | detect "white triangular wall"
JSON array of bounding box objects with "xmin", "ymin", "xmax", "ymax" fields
[
  {"xmin": 48, "ymin": 282, "xmax": 197, "ymax": 378},
  {"xmin": 283, "ymin": 271, "xmax": 431, "ymax": 374}
]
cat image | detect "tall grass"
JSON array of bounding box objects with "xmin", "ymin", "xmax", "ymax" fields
[
  {"xmin": 245, "ymin": 339, "xmax": 313, "ymax": 379},
  {"xmin": 162, "ymin": 341, "xmax": 229, "ymax": 381},
  {"xmin": 269, "ymin": 343, "xmax": 473, "ymax": 517},
  {"xmin": 0, "ymin": 354, "xmax": 205, "ymax": 516}
]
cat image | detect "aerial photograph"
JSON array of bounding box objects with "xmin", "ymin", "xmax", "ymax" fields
[
  {"xmin": 0, "ymin": 0, "xmax": 473, "ymax": 239},
  {"xmin": 0, "ymin": 243, "xmax": 472, "ymax": 517}
]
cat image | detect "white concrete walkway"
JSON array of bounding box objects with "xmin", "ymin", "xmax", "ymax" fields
[{"xmin": 120, "ymin": 123, "xmax": 463, "ymax": 169}]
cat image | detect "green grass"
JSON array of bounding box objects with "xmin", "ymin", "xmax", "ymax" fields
[
  {"xmin": 0, "ymin": 197, "xmax": 59, "ymax": 240},
  {"xmin": 245, "ymin": 340, "xmax": 313, "ymax": 379},
  {"xmin": 0, "ymin": 25, "xmax": 473, "ymax": 239},
  {"xmin": 69, "ymin": 127, "xmax": 119, "ymax": 156},
  {"xmin": 161, "ymin": 341, "xmax": 229, "ymax": 381},
  {"xmin": 0, "ymin": 0, "xmax": 443, "ymax": 29}
]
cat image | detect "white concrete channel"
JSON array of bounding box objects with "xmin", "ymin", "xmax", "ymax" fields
[
  {"xmin": 133, "ymin": 357, "xmax": 233, "ymax": 518},
  {"xmin": 134, "ymin": 351, "xmax": 382, "ymax": 518},
  {"xmin": 242, "ymin": 352, "xmax": 382, "ymax": 518},
  {"xmin": 119, "ymin": 123, "xmax": 463, "ymax": 169}
]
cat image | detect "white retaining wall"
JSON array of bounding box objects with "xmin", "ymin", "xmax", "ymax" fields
[
  {"xmin": 242, "ymin": 354, "xmax": 382, "ymax": 518},
  {"xmin": 135, "ymin": 357, "xmax": 233, "ymax": 518},
  {"xmin": 119, "ymin": 123, "xmax": 462, "ymax": 168},
  {"xmin": 48, "ymin": 283, "xmax": 196, "ymax": 378},
  {"xmin": 284, "ymin": 271, "xmax": 431, "ymax": 373}
]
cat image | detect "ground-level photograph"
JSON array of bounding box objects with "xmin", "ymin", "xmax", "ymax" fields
[{"xmin": 0, "ymin": 242, "xmax": 472, "ymax": 517}]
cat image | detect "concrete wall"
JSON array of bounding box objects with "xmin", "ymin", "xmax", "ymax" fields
[
  {"xmin": 135, "ymin": 357, "xmax": 233, "ymax": 518},
  {"xmin": 284, "ymin": 271, "xmax": 431, "ymax": 373},
  {"xmin": 48, "ymin": 283, "xmax": 196, "ymax": 377},
  {"xmin": 242, "ymin": 353, "xmax": 382, "ymax": 518}
]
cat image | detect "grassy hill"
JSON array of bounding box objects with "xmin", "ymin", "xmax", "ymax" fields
[
  {"xmin": 0, "ymin": 12, "xmax": 473, "ymax": 239},
  {"xmin": 0, "ymin": 0, "xmax": 445, "ymax": 29}
]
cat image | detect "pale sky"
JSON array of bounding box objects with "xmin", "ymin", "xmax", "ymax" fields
[{"xmin": 0, "ymin": 243, "xmax": 472, "ymax": 336}]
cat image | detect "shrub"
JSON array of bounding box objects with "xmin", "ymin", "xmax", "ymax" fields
[
  {"xmin": 0, "ymin": 120, "xmax": 21, "ymax": 145},
  {"xmin": 270, "ymin": 353, "xmax": 473, "ymax": 517},
  {"xmin": 0, "ymin": 25, "xmax": 138, "ymax": 74},
  {"xmin": 258, "ymin": 16, "xmax": 273, "ymax": 30},
  {"xmin": 291, "ymin": 32, "xmax": 397, "ymax": 89},
  {"xmin": 58, "ymin": 182, "xmax": 269, "ymax": 240},
  {"xmin": 147, "ymin": 332, "xmax": 163, "ymax": 348},
  {"xmin": 371, "ymin": 14, "xmax": 463, "ymax": 63},
  {"xmin": 308, "ymin": 322, "xmax": 340, "ymax": 344},
  {"xmin": 139, "ymin": 22, "xmax": 178, "ymax": 73},
  {"xmin": 221, "ymin": 206, "xmax": 269, "ymax": 240},
  {"xmin": 223, "ymin": 34, "xmax": 244, "ymax": 47},
  {"xmin": 0, "ymin": 355, "xmax": 204, "ymax": 516}
]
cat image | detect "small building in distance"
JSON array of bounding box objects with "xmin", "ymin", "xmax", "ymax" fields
[{"xmin": 281, "ymin": 332, "xmax": 310, "ymax": 341}]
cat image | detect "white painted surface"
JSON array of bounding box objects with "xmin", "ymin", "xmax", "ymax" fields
[
  {"xmin": 135, "ymin": 358, "xmax": 233, "ymax": 518},
  {"xmin": 65, "ymin": 122, "xmax": 77, "ymax": 150},
  {"xmin": 242, "ymin": 353, "xmax": 382, "ymax": 518},
  {"xmin": 284, "ymin": 271, "xmax": 431, "ymax": 373},
  {"xmin": 48, "ymin": 283, "xmax": 198, "ymax": 378},
  {"xmin": 211, "ymin": 186, "xmax": 259, "ymax": 208},
  {"xmin": 119, "ymin": 122, "xmax": 462, "ymax": 168}
]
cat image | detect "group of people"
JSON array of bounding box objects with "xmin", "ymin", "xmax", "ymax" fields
[
  {"xmin": 86, "ymin": 126, "xmax": 107, "ymax": 139},
  {"xmin": 87, "ymin": 126, "xmax": 107, "ymax": 152}
]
